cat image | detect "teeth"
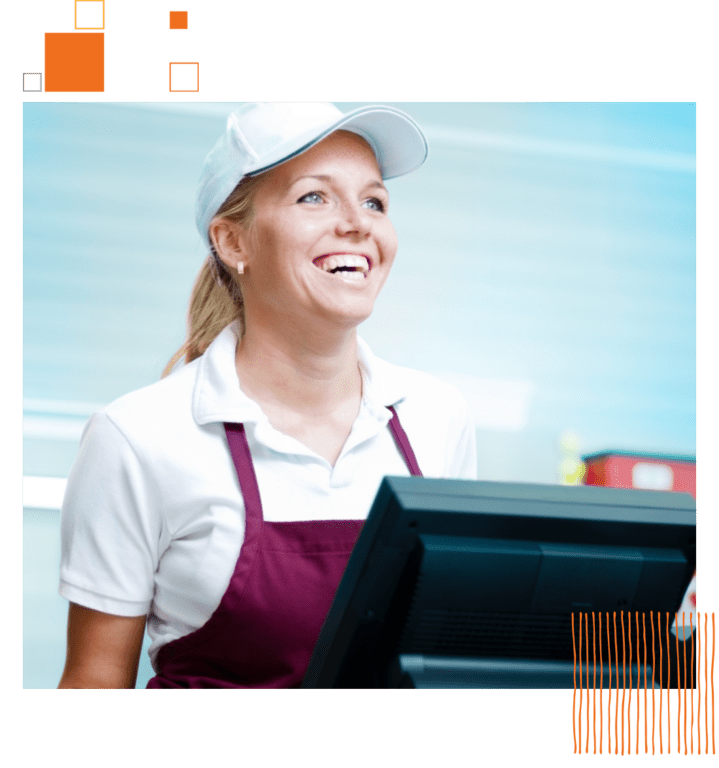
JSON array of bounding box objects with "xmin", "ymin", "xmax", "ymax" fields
[
  {"xmin": 316, "ymin": 254, "xmax": 370, "ymax": 275},
  {"xmin": 334, "ymin": 270, "xmax": 365, "ymax": 283}
]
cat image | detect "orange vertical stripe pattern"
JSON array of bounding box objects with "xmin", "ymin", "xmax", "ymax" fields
[
  {"xmin": 637, "ymin": 611, "xmax": 641, "ymax": 753},
  {"xmin": 642, "ymin": 614, "xmax": 649, "ymax": 755},
  {"xmin": 659, "ymin": 611, "xmax": 664, "ymax": 754},
  {"xmin": 621, "ymin": 610, "xmax": 626, "ymax": 754},
  {"xmin": 585, "ymin": 612, "xmax": 589, "ymax": 754},
  {"xmin": 614, "ymin": 612, "xmax": 619, "ymax": 753},
  {"xmin": 571, "ymin": 611, "xmax": 715, "ymax": 755},
  {"xmin": 607, "ymin": 612, "xmax": 613, "ymax": 755},
  {"xmin": 706, "ymin": 612, "xmax": 709, "ymax": 754},
  {"xmin": 651, "ymin": 611, "xmax": 657, "ymax": 754},
  {"xmin": 691, "ymin": 613, "xmax": 695, "ymax": 753},
  {"xmin": 667, "ymin": 613, "xmax": 671, "ymax": 754},
  {"xmin": 712, "ymin": 613, "xmax": 715, "ymax": 755},
  {"xmin": 592, "ymin": 612, "xmax": 597, "ymax": 754},
  {"xmin": 698, "ymin": 611, "xmax": 701, "ymax": 754},
  {"xmin": 674, "ymin": 613, "xmax": 684, "ymax": 755},
  {"xmin": 578, "ymin": 611, "xmax": 583, "ymax": 753},
  {"xmin": 572, "ymin": 612, "xmax": 577, "ymax": 753},
  {"xmin": 599, "ymin": 612, "xmax": 603, "ymax": 754}
]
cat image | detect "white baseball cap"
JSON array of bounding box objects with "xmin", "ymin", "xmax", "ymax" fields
[{"xmin": 195, "ymin": 102, "xmax": 429, "ymax": 250}]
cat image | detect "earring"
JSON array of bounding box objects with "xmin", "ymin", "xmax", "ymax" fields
[{"xmin": 236, "ymin": 261, "xmax": 245, "ymax": 275}]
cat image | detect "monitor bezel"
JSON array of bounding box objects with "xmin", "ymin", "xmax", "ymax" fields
[{"xmin": 303, "ymin": 477, "xmax": 696, "ymax": 688}]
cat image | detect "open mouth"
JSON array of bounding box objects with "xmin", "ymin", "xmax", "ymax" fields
[{"xmin": 313, "ymin": 253, "xmax": 370, "ymax": 283}]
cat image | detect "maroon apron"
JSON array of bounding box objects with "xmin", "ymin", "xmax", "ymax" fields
[{"xmin": 147, "ymin": 406, "xmax": 422, "ymax": 688}]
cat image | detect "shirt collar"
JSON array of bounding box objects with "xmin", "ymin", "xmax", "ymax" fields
[
  {"xmin": 192, "ymin": 321, "xmax": 409, "ymax": 427},
  {"xmin": 356, "ymin": 336, "xmax": 408, "ymax": 414}
]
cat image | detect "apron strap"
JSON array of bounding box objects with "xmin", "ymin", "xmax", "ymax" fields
[
  {"xmin": 224, "ymin": 423, "xmax": 263, "ymax": 521},
  {"xmin": 387, "ymin": 405, "xmax": 423, "ymax": 476}
]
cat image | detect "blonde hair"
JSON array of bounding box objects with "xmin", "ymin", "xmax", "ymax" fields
[{"xmin": 162, "ymin": 173, "xmax": 267, "ymax": 378}]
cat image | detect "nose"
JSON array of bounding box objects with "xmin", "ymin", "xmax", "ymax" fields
[{"xmin": 335, "ymin": 200, "xmax": 371, "ymax": 238}]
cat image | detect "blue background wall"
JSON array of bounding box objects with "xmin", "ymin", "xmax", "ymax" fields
[
  {"xmin": 24, "ymin": 102, "xmax": 696, "ymax": 483},
  {"xmin": 23, "ymin": 102, "xmax": 695, "ymax": 687}
]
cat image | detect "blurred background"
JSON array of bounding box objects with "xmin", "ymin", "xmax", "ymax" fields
[{"xmin": 23, "ymin": 102, "xmax": 695, "ymax": 687}]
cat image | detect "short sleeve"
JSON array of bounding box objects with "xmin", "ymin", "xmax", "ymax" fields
[{"xmin": 59, "ymin": 411, "xmax": 162, "ymax": 617}]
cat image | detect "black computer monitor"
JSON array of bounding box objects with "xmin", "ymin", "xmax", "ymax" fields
[{"xmin": 302, "ymin": 477, "xmax": 696, "ymax": 688}]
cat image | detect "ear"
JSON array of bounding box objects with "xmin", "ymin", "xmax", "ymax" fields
[{"xmin": 209, "ymin": 217, "xmax": 250, "ymax": 273}]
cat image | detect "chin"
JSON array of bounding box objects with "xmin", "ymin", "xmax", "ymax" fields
[{"xmin": 321, "ymin": 302, "xmax": 375, "ymax": 330}]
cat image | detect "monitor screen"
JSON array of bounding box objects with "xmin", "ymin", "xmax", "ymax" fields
[{"xmin": 302, "ymin": 477, "xmax": 696, "ymax": 688}]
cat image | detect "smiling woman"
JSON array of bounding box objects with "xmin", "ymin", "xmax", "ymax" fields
[
  {"xmin": 212, "ymin": 131, "xmax": 397, "ymax": 342},
  {"xmin": 57, "ymin": 102, "xmax": 477, "ymax": 689},
  {"xmin": 208, "ymin": 131, "xmax": 399, "ymax": 466}
]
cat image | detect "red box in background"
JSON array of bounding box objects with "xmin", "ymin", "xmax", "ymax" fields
[
  {"xmin": 584, "ymin": 451, "xmax": 697, "ymax": 625},
  {"xmin": 583, "ymin": 451, "xmax": 696, "ymax": 498}
]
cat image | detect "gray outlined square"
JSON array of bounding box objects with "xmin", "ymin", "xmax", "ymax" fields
[{"xmin": 22, "ymin": 72, "xmax": 42, "ymax": 93}]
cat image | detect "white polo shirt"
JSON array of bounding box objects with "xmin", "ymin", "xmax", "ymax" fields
[{"xmin": 59, "ymin": 323, "xmax": 477, "ymax": 668}]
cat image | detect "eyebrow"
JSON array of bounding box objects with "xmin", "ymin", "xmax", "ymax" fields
[{"xmin": 293, "ymin": 174, "xmax": 388, "ymax": 193}]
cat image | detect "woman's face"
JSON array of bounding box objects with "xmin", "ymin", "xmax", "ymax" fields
[{"xmin": 234, "ymin": 130, "xmax": 398, "ymax": 332}]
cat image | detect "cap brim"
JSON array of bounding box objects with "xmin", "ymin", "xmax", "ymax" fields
[{"xmin": 245, "ymin": 105, "xmax": 429, "ymax": 180}]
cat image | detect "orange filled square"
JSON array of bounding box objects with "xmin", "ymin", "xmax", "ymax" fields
[
  {"xmin": 45, "ymin": 33, "xmax": 104, "ymax": 92},
  {"xmin": 170, "ymin": 11, "xmax": 188, "ymax": 29}
]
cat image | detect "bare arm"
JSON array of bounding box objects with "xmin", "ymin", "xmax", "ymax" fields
[{"xmin": 58, "ymin": 603, "xmax": 147, "ymax": 689}]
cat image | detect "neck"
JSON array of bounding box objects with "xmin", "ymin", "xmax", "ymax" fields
[{"xmin": 235, "ymin": 318, "xmax": 362, "ymax": 417}]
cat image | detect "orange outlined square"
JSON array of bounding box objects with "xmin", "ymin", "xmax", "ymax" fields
[
  {"xmin": 73, "ymin": 0, "xmax": 105, "ymax": 30},
  {"xmin": 170, "ymin": 11, "xmax": 188, "ymax": 29},
  {"xmin": 170, "ymin": 61, "xmax": 200, "ymax": 93},
  {"xmin": 45, "ymin": 33, "xmax": 104, "ymax": 92}
]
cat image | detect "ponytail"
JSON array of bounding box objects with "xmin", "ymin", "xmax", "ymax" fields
[
  {"xmin": 162, "ymin": 173, "xmax": 265, "ymax": 378},
  {"xmin": 161, "ymin": 253, "xmax": 243, "ymax": 377}
]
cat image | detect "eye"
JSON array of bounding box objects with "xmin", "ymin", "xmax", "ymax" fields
[
  {"xmin": 363, "ymin": 197, "xmax": 386, "ymax": 213},
  {"xmin": 297, "ymin": 191, "xmax": 324, "ymax": 204}
]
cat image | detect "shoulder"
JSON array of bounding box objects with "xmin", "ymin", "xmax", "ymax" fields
[
  {"xmin": 102, "ymin": 321, "xmax": 242, "ymax": 434},
  {"xmin": 69, "ymin": 351, "xmax": 236, "ymax": 528},
  {"xmin": 101, "ymin": 359, "xmax": 200, "ymax": 443},
  {"xmin": 77, "ymin": 357, "xmax": 224, "ymax": 490}
]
